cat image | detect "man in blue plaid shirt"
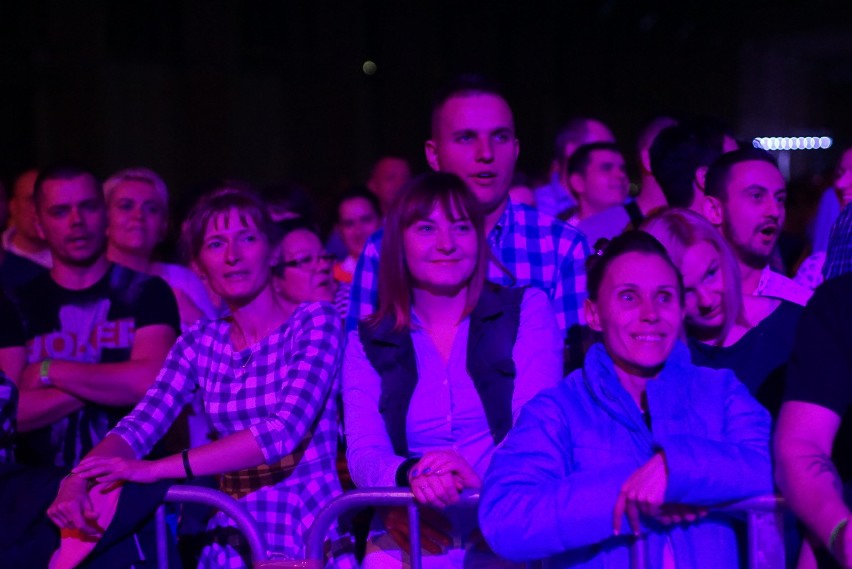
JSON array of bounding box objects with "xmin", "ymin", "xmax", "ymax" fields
[{"xmin": 346, "ymin": 76, "xmax": 590, "ymax": 369}]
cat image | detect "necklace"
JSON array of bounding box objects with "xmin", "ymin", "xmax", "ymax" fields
[{"xmin": 229, "ymin": 317, "xmax": 282, "ymax": 369}]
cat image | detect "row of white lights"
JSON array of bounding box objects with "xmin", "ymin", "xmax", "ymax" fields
[{"xmin": 752, "ymin": 136, "xmax": 833, "ymax": 151}]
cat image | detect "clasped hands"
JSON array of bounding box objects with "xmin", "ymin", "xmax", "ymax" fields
[
  {"xmin": 47, "ymin": 456, "xmax": 161, "ymax": 533},
  {"xmin": 407, "ymin": 449, "xmax": 481, "ymax": 508},
  {"xmin": 613, "ymin": 452, "xmax": 708, "ymax": 536},
  {"xmin": 381, "ymin": 449, "xmax": 483, "ymax": 554}
]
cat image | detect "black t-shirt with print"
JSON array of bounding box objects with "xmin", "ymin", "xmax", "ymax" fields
[{"xmin": 8, "ymin": 263, "xmax": 180, "ymax": 469}]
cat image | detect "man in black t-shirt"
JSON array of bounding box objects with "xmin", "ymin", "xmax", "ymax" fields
[
  {"xmin": 776, "ymin": 273, "xmax": 852, "ymax": 567},
  {"xmin": 7, "ymin": 165, "xmax": 179, "ymax": 469}
]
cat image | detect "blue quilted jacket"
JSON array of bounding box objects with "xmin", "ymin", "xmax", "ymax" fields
[{"xmin": 479, "ymin": 342, "xmax": 773, "ymax": 568}]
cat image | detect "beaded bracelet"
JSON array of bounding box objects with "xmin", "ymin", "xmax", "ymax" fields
[{"xmin": 829, "ymin": 518, "xmax": 849, "ymax": 555}]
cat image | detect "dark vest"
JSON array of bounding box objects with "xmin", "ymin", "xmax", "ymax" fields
[{"xmin": 358, "ymin": 283, "xmax": 525, "ymax": 458}]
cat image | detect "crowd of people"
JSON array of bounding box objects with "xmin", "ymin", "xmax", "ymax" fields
[{"xmin": 0, "ymin": 74, "xmax": 851, "ymax": 569}]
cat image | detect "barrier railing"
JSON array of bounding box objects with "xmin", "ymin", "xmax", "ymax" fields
[
  {"xmin": 303, "ymin": 488, "xmax": 542, "ymax": 569},
  {"xmin": 157, "ymin": 485, "xmax": 270, "ymax": 569},
  {"xmin": 305, "ymin": 490, "xmax": 786, "ymax": 569},
  {"xmin": 156, "ymin": 485, "xmax": 786, "ymax": 569},
  {"xmin": 629, "ymin": 495, "xmax": 786, "ymax": 569}
]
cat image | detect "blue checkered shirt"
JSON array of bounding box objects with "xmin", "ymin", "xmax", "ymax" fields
[
  {"xmin": 824, "ymin": 203, "xmax": 852, "ymax": 280},
  {"xmin": 346, "ymin": 198, "xmax": 589, "ymax": 339},
  {"xmin": 111, "ymin": 301, "xmax": 353, "ymax": 568}
]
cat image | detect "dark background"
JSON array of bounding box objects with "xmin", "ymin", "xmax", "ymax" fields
[{"xmin": 2, "ymin": 1, "xmax": 852, "ymax": 227}]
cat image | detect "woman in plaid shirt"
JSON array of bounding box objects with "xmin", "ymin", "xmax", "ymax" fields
[{"xmin": 48, "ymin": 187, "xmax": 353, "ymax": 568}]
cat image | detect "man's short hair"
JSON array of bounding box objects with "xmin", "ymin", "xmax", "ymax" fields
[
  {"xmin": 335, "ymin": 185, "xmax": 383, "ymax": 222},
  {"xmin": 649, "ymin": 117, "xmax": 734, "ymax": 208},
  {"xmin": 430, "ymin": 74, "xmax": 511, "ymax": 137},
  {"xmin": 704, "ymin": 147, "xmax": 778, "ymax": 201},
  {"xmin": 554, "ymin": 118, "xmax": 607, "ymax": 161},
  {"xmin": 636, "ymin": 116, "xmax": 678, "ymax": 155},
  {"xmin": 566, "ymin": 142, "xmax": 622, "ymax": 177},
  {"xmin": 33, "ymin": 164, "xmax": 102, "ymax": 210}
]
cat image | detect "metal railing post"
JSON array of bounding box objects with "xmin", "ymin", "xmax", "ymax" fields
[
  {"xmin": 156, "ymin": 504, "xmax": 168, "ymax": 569},
  {"xmin": 408, "ymin": 503, "xmax": 422, "ymax": 569},
  {"xmin": 630, "ymin": 535, "xmax": 647, "ymax": 569},
  {"xmin": 163, "ymin": 485, "xmax": 270, "ymax": 565}
]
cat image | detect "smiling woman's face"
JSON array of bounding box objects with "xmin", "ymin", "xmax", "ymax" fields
[
  {"xmin": 403, "ymin": 201, "xmax": 478, "ymax": 296},
  {"xmin": 679, "ymin": 240, "xmax": 726, "ymax": 333},
  {"xmin": 585, "ymin": 251, "xmax": 684, "ymax": 379}
]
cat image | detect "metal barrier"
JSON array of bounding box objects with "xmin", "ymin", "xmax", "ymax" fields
[
  {"xmin": 156, "ymin": 485, "xmax": 786, "ymax": 569},
  {"xmin": 305, "ymin": 489, "xmax": 786, "ymax": 569},
  {"xmin": 303, "ymin": 488, "xmax": 542, "ymax": 568},
  {"xmin": 630, "ymin": 495, "xmax": 786, "ymax": 569},
  {"xmin": 156, "ymin": 484, "xmax": 270, "ymax": 569}
]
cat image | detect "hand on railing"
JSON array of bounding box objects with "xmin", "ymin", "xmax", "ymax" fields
[
  {"xmin": 614, "ymin": 452, "xmax": 668, "ymax": 536},
  {"xmin": 407, "ymin": 450, "xmax": 482, "ymax": 508},
  {"xmin": 656, "ymin": 504, "xmax": 709, "ymax": 526}
]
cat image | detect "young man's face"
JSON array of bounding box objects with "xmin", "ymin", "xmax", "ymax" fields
[
  {"xmin": 36, "ymin": 175, "xmax": 108, "ymax": 268},
  {"xmin": 425, "ymin": 94, "xmax": 519, "ymax": 216},
  {"xmin": 719, "ymin": 160, "xmax": 786, "ymax": 268},
  {"xmin": 571, "ymin": 149, "xmax": 629, "ymax": 216}
]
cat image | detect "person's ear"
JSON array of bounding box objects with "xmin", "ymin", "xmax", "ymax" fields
[
  {"xmin": 640, "ymin": 149, "xmax": 653, "ymax": 175},
  {"xmin": 425, "ymin": 140, "xmax": 440, "ymax": 172},
  {"xmin": 703, "ymin": 195, "xmax": 724, "ymax": 226},
  {"xmin": 569, "ymin": 172, "xmax": 585, "ymax": 197},
  {"xmin": 584, "ymin": 298, "xmax": 602, "ymax": 332},
  {"xmin": 694, "ymin": 166, "xmax": 708, "ymax": 191}
]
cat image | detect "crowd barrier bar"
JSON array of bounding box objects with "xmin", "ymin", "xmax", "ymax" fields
[
  {"xmin": 157, "ymin": 484, "xmax": 271, "ymax": 569},
  {"xmin": 156, "ymin": 485, "xmax": 785, "ymax": 569},
  {"xmin": 630, "ymin": 495, "xmax": 786, "ymax": 569}
]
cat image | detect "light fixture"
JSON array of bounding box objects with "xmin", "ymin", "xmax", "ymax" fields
[{"xmin": 752, "ymin": 136, "xmax": 833, "ymax": 151}]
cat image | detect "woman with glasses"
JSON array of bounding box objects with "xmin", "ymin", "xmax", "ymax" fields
[
  {"xmin": 343, "ymin": 172, "xmax": 563, "ymax": 568},
  {"xmin": 47, "ymin": 186, "xmax": 354, "ymax": 568},
  {"xmin": 274, "ymin": 219, "xmax": 349, "ymax": 318}
]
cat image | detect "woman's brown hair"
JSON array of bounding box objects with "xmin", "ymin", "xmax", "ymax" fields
[{"xmin": 369, "ymin": 172, "xmax": 489, "ymax": 331}]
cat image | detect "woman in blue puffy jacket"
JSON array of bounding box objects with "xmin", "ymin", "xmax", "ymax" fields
[{"xmin": 479, "ymin": 231, "xmax": 773, "ymax": 569}]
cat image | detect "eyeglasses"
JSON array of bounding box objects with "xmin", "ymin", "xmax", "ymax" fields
[{"xmin": 281, "ymin": 252, "xmax": 336, "ymax": 270}]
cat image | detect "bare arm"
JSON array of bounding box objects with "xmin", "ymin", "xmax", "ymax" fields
[
  {"xmin": 775, "ymin": 401, "xmax": 848, "ymax": 551},
  {"xmin": 23, "ymin": 324, "xmax": 177, "ymax": 407},
  {"xmin": 0, "ymin": 346, "xmax": 25, "ymax": 385},
  {"xmin": 73, "ymin": 429, "xmax": 266, "ymax": 484},
  {"xmin": 17, "ymin": 388, "xmax": 85, "ymax": 432}
]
